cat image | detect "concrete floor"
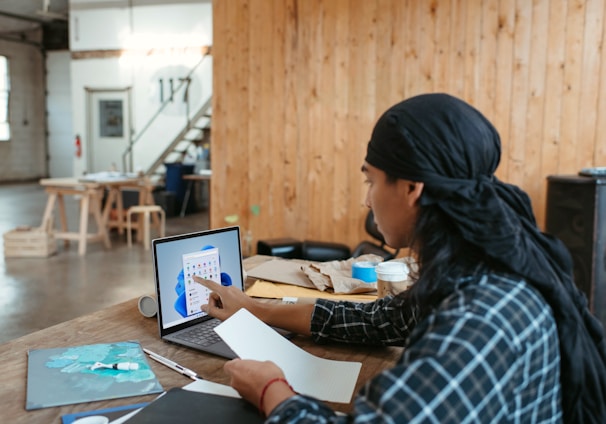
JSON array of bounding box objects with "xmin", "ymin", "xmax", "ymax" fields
[{"xmin": 0, "ymin": 182, "xmax": 209, "ymax": 344}]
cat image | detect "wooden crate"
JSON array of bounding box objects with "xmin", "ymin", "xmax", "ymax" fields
[{"xmin": 3, "ymin": 226, "xmax": 57, "ymax": 258}]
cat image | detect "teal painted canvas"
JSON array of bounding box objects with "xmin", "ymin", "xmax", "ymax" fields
[{"xmin": 26, "ymin": 341, "xmax": 163, "ymax": 410}]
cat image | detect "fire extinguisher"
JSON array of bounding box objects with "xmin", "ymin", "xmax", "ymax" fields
[{"xmin": 75, "ymin": 134, "xmax": 82, "ymax": 158}]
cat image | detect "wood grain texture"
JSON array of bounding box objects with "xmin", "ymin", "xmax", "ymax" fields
[{"xmin": 212, "ymin": 0, "xmax": 606, "ymax": 250}]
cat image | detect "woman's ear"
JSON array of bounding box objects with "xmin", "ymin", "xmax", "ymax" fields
[{"xmin": 407, "ymin": 181, "xmax": 424, "ymax": 206}]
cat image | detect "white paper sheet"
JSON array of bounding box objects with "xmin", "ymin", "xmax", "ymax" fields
[
  {"xmin": 182, "ymin": 379, "xmax": 241, "ymax": 398},
  {"xmin": 215, "ymin": 308, "xmax": 362, "ymax": 403}
]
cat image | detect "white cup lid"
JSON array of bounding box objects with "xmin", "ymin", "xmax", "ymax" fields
[{"xmin": 375, "ymin": 261, "xmax": 409, "ymax": 281}]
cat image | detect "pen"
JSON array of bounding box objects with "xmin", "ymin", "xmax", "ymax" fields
[
  {"xmin": 143, "ymin": 348, "xmax": 201, "ymax": 381},
  {"xmin": 90, "ymin": 361, "xmax": 140, "ymax": 371}
]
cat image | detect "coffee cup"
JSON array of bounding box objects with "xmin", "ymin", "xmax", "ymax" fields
[{"xmin": 375, "ymin": 261, "xmax": 411, "ymax": 298}]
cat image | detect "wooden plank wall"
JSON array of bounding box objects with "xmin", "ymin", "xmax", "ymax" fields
[{"xmin": 212, "ymin": 0, "xmax": 606, "ymax": 253}]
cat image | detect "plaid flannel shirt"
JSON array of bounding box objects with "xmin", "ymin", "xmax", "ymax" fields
[{"xmin": 267, "ymin": 271, "xmax": 562, "ymax": 423}]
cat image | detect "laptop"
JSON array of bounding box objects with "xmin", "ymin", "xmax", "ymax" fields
[{"xmin": 151, "ymin": 226, "xmax": 248, "ymax": 359}]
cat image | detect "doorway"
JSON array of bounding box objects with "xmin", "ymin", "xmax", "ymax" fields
[{"xmin": 86, "ymin": 88, "xmax": 132, "ymax": 173}]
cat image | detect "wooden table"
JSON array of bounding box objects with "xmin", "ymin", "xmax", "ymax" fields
[
  {"xmin": 39, "ymin": 178, "xmax": 111, "ymax": 256},
  {"xmin": 39, "ymin": 176, "xmax": 157, "ymax": 255},
  {"xmin": 180, "ymin": 172, "xmax": 211, "ymax": 217},
  {"xmin": 0, "ymin": 257, "xmax": 402, "ymax": 423}
]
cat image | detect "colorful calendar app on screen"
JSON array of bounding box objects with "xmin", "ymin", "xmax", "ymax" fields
[{"xmin": 182, "ymin": 247, "xmax": 221, "ymax": 316}]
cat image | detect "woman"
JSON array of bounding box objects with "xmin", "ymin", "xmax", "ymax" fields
[{"xmin": 194, "ymin": 93, "xmax": 606, "ymax": 423}]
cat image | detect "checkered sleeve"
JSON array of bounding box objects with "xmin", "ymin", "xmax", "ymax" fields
[
  {"xmin": 310, "ymin": 296, "xmax": 416, "ymax": 345},
  {"xmin": 266, "ymin": 275, "xmax": 562, "ymax": 423}
]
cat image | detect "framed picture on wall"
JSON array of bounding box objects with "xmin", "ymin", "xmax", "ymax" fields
[{"xmin": 99, "ymin": 99, "xmax": 124, "ymax": 137}]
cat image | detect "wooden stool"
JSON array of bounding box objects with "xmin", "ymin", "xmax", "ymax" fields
[{"xmin": 126, "ymin": 205, "xmax": 166, "ymax": 250}]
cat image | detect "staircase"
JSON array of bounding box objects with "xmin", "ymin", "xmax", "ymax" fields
[
  {"xmin": 121, "ymin": 48, "xmax": 212, "ymax": 187},
  {"xmin": 145, "ymin": 97, "xmax": 212, "ymax": 182}
]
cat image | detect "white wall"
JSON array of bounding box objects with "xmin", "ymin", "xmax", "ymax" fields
[
  {"xmin": 0, "ymin": 32, "xmax": 47, "ymax": 181},
  {"xmin": 46, "ymin": 51, "xmax": 73, "ymax": 178},
  {"xmin": 69, "ymin": 0, "xmax": 213, "ymax": 176}
]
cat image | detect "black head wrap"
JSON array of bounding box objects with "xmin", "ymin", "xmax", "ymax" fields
[{"xmin": 366, "ymin": 93, "xmax": 606, "ymax": 423}]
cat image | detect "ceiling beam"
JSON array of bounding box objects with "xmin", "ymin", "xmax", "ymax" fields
[
  {"xmin": 0, "ymin": 34, "xmax": 43, "ymax": 49},
  {"xmin": 0, "ymin": 10, "xmax": 47, "ymax": 24}
]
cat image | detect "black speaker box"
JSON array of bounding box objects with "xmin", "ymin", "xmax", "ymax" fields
[{"xmin": 545, "ymin": 175, "xmax": 606, "ymax": 327}]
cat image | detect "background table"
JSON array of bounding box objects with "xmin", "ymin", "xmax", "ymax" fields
[
  {"xmin": 180, "ymin": 172, "xmax": 211, "ymax": 217},
  {"xmin": 39, "ymin": 177, "xmax": 111, "ymax": 256},
  {"xmin": 39, "ymin": 176, "xmax": 158, "ymax": 255}
]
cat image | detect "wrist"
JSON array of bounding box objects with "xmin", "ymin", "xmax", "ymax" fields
[
  {"xmin": 251, "ymin": 301, "xmax": 272, "ymax": 323},
  {"xmin": 258, "ymin": 377, "xmax": 296, "ymax": 417}
]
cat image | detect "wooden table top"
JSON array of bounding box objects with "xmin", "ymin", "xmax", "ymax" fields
[
  {"xmin": 39, "ymin": 177, "xmax": 103, "ymax": 189},
  {"xmin": 182, "ymin": 173, "xmax": 212, "ymax": 181},
  {"xmin": 39, "ymin": 176, "xmax": 150, "ymax": 189},
  {"xmin": 0, "ymin": 257, "xmax": 402, "ymax": 423}
]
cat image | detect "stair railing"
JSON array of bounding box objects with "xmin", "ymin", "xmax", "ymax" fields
[{"xmin": 121, "ymin": 47, "xmax": 212, "ymax": 173}]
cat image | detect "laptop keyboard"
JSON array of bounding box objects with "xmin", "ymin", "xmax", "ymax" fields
[{"xmin": 175, "ymin": 321, "xmax": 222, "ymax": 347}]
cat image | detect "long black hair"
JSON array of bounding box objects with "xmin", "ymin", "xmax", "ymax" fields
[
  {"xmin": 368, "ymin": 94, "xmax": 606, "ymax": 422},
  {"xmin": 402, "ymin": 202, "xmax": 503, "ymax": 318}
]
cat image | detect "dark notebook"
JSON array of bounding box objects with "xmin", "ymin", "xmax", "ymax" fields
[{"xmin": 124, "ymin": 387, "xmax": 263, "ymax": 424}]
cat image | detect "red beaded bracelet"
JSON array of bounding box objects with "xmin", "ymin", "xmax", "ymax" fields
[{"xmin": 258, "ymin": 377, "xmax": 295, "ymax": 416}]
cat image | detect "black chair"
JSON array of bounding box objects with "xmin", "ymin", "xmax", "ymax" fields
[
  {"xmin": 257, "ymin": 238, "xmax": 351, "ymax": 262},
  {"xmin": 351, "ymin": 210, "xmax": 399, "ymax": 260},
  {"xmin": 301, "ymin": 240, "xmax": 351, "ymax": 261},
  {"xmin": 256, "ymin": 210, "xmax": 399, "ymax": 262},
  {"xmin": 256, "ymin": 237, "xmax": 303, "ymax": 258}
]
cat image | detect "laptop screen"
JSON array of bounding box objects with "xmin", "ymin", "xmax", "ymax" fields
[{"xmin": 152, "ymin": 226, "xmax": 243, "ymax": 331}]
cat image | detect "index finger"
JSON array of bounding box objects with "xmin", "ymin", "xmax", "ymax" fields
[{"xmin": 192, "ymin": 275, "xmax": 224, "ymax": 292}]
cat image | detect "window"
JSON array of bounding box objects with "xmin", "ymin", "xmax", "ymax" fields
[{"xmin": 0, "ymin": 56, "xmax": 10, "ymax": 141}]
